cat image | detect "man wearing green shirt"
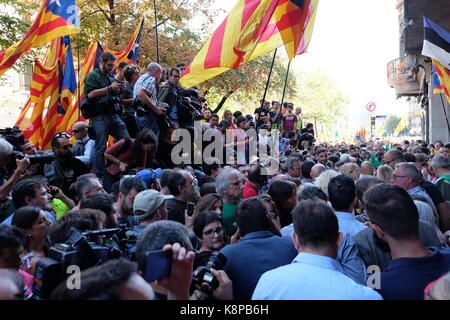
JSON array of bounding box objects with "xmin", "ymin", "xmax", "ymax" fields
[
  {"xmin": 216, "ymin": 167, "xmax": 244, "ymax": 237},
  {"xmin": 84, "ymin": 52, "xmax": 130, "ymax": 177},
  {"xmin": 432, "ymin": 154, "xmax": 450, "ymax": 202}
]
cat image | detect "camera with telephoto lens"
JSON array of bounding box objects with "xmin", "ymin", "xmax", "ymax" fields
[
  {"xmin": 30, "ymin": 225, "xmax": 137, "ymax": 300},
  {"xmin": 12, "ymin": 151, "xmax": 55, "ymax": 165},
  {"xmin": 192, "ymin": 252, "xmax": 227, "ymax": 292}
]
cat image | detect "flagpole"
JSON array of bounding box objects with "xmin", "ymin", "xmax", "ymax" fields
[
  {"xmin": 77, "ymin": 33, "xmax": 81, "ymax": 120},
  {"xmin": 153, "ymin": 0, "xmax": 160, "ymax": 64},
  {"xmin": 439, "ymin": 93, "xmax": 450, "ymax": 134},
  {"xmin": 260, "ymin": 49, "xmax": 277, "ymax": 109},
  {"xmin": 276, "ymin": 61, "xmax": 291, "ymax": 130}
]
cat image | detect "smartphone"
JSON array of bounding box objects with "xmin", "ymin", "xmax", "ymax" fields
[
  {"xmin": 187, "ymin": 202, "xmax": 195, "ymax": 217},
  {"xmin": 144, "ymin": 250, "xmax": 172, "ymax": 282}
]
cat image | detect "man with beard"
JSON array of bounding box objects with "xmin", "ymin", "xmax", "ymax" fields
[
  {"xmin": 115, "ymin": 177, "xmax": 147, "ymax": 228},
  {"xmin": 167, "ymin": 170, "xmax": 200, "ymax": 225},
  {"xmin": 44, "ymin": 132, "xmax": 89, "ymax": 195}
]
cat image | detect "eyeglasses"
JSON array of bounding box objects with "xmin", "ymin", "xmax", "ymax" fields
[
  {"xmin": 203, "ymin": 226, "xmax": 223, "ymax": 237},
  {"xmin": 55, "ymin": 132, "xmax": 71, "ymax": 139},
  {"xmin": 384, "ymin": 159, "xmax": 396, "ymax": 165},
  {"xmin": 72, "ymin": 129, "xmax": 84, "ymax": 134}
]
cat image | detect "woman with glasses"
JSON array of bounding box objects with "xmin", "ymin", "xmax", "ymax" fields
[
  {"xmin": 193, "ymin": 212, "xmax": 225, "ymax": 269},
  {"xmin": 103, "ymin": 130, "xmax": 157, "ymax": 193}
]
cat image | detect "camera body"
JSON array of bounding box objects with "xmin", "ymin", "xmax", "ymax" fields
[
  {"xmin": 31, "ymin": 226, "xmax": 136, "ymax": 299},
  {"xmin": 12, "ymin": 151, "xmax": 55, "ymax": 165},
  {"xmin": 192, "ymin": 252, "xmax": 227, "ymax": 291}
]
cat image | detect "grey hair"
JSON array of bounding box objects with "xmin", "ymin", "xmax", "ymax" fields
[
  {"xmin": 314, "ymin": 170, "xmax": 341, "ymax": 197},
  {"xmin": 215, "ymin": 167, "xmax": 242, "ymax": 197},
  {"xmin": 285, "ymin": 157, "xmax": 300, "ymax": 169},
  {"xmin": 432, "ymin": 154, "xmax": 450, "ymax": 170},
  {"xmin": 340, "ymin": 154, "xmax": 350, "ymax": 163},
  {"xmin": 0, "ymin": 138, "xmax": 13, "ymax": 157},
  {"xmin": 147, "ymin": 62, "xmax": 161, "ymax": 73},
  {"xmin": 135, "ymin": 220, "xmax": 192, "ymax": 272},
  {"xmin": 75, "ymin": 174, "xmax": 101, "ymax": 201},
  {"xmin": 395, "ymin": 162, "xmax": 422, "ymax": 184}
]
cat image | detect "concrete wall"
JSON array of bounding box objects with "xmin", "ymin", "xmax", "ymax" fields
[{"xmin": 429, "ymin": 81, "xmax": 450, "ymax": 143}]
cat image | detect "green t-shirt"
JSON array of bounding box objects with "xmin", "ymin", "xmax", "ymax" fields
[
  {"xmin": 222, "ymin": 201, "xmax": 240, "ymax": 237},
  {"xmin": 296, "ymin": 115, "xmax": 303, "ymax": 130},
  {"xmin": 52, "ymin": 199, "xmax": 70, "ymax": 220}
]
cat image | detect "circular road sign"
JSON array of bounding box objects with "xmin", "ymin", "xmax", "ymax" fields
[{"xmin": 366, "ymin": 102, "xmax": 376, "ymax": 112}]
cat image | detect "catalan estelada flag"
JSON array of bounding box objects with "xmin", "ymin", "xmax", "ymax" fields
[
  {"xmin": 15, "ymin": 39, "xmax": 62, "ymax": 147},
  {"xmin": 180, "ymin": 0, "xmax": 319, "ymax": 89},
  {"xmin": 432, "ymin": 64, "xmax": 444, "ymax": 94},
  {"xmin": 0, "ymin": 0, "xmax": 79, "ymax": 76},
  {"xmin": 433, "ymin": 59, "xmax": 450, "ymax": 104}
]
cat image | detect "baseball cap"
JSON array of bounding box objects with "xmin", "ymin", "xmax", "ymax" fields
[
  {"xmin": 133, "ymin": 189, "xmax": 173, "ymax": 222},
  {"xmin": 136, "ymin": 168, "xmax": 163, "ymax": 188}
]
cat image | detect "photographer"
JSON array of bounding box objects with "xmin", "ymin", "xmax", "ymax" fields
[
  {"xmin": 84, "ymin": 52, "xmax": 130, "ymax": 178},
  {"xmin": 135, "ymin": 220, "xmax": 232, "ymax": 300},
  {"xmin": 158, "ymin": 67, "xmax": 183, "ymax": 127},
  {"xmin": 134, "ymin": 62, "xmax": 166, "ymax": 139},
  {"xmin": 0, "ymin": 138, "xmax": 29, "ymax": 220},
  {"xmin": 44, "ymin": 132, "xmax": 89, "ymax": 195}
]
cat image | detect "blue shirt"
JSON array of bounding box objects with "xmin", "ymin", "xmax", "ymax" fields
[
  {"xmin": 219, "ymin": 231, "xmax": 297, "ymax": 300},
  {"xmin": 377, "ymin": 247, "xmax": 450, "ymax": 300},
  {"xmin": 252, "ymin": 252, "xmax": 382, "ymax": 300},
  {"xmin": 280, "ymin": 225, "xmax": 366, "ymax": 284},
  {"xmin": 334, "ymin": 211, "xmax": 367, "ymax": 237},
  {"xmin": 1, "ymin": 210, "xmax": 56, "ymax": 225}
]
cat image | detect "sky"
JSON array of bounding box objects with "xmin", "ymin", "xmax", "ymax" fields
[{"xmin": 209, "ymin": 0, "xmax": 409, "ymax": 130}]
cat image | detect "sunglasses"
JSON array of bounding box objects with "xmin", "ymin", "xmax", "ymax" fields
[
  {"xmin": 55, "ymin": 132, "xmax": 71, "ymax": 139},
  {"xmin": 72, "ymin": 129, "xmax": 83, "ymax": 134}
]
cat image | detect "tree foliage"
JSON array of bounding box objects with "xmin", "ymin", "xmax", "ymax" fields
[
  {"xmin": 296, "ymin": 69, "xmax": 350, "ymax": 127},
  {"xmin": 385, "ymin": 115, "xmax": 401, "ymax": 135}
]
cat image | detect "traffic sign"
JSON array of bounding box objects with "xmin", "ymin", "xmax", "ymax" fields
[{"xmin": 366, "ymin": 102, "xmax": 376, "ymax": 112}]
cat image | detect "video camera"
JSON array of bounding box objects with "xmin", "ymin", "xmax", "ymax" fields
[
  {"xmin": 31, "ymin": 225, "xmax": 138, "ymax": 299},
  {"xmin": 0, "ymin": 126, "xmax": 24, "ymax": 147},
  {"xmin": 192, "ymin": 252, "xmax": 227, "ymax": 292},
  {"xmin": 12, "ymin": 151, "xmax": 55, "ymax": 165}
]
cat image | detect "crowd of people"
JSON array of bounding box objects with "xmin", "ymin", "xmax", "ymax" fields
[{"xmin": 0, "ymin": 50, "xmax": 450, "ymax": 300}]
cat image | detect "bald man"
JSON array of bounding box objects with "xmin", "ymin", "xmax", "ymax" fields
[
  {"xmin": 310, "ymin": 164, "xmax": 326, "ymax": 181},
  {"xmin": 71, "ymin": 121, "xmax": 95, "ymax": 168},
  {"xmin": 383, "ymin": 149, "xmax": 404, "ymax": 169},
  {"xmin": 360, "ymin": 161, "xmax": 374, "ymax": 178}
]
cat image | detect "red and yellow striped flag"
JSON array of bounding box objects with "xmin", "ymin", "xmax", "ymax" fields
[
  {"xmin": 180, "ymin": 0, "xmax": 319, "ymax": 89},
  {"xmin": 434, "ymin": 59, "xmax": 450, "ymax": 104},
  {"xmin": 15, "ymin": 39, "xmax": 62, "ymax": 148},
  {"xmin": 0, "ymin": 0, "xmax": 79, "ymax": 76}
]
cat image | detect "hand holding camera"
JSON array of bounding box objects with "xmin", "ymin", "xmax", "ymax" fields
[
  {"xmin": 16, "ymin": 154, "xmax": 30, "ymax": 173},
  {"xmin": 110, "ymin": 81, "xmax": 125, "ymax": 92}
]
